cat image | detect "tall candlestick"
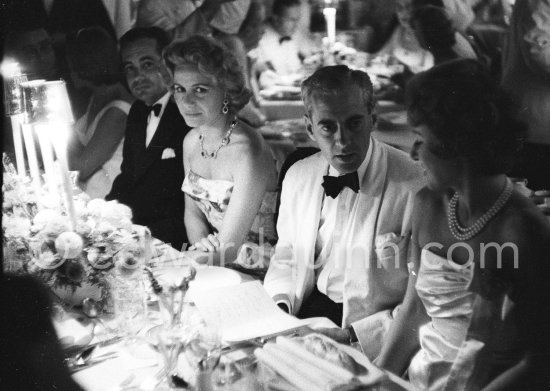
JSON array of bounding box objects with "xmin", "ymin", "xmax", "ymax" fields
[
  {"xmin": 20, "ymin": 80, "xmax": 47, "ymax": 197},
  {"xmin": 21, "ymin": 123, "xmax": 42, "ymax": 196},
  {"xmin": 10, "ymin": 115, "xmax": 26, "ymax": 176},
  {"xmin": 3, "ymin": 61, "xmax": 28, "ymax": 176},
  {"xmin": 51, "ymin": 122, "xmax": 77, "ymax": 230},
  {"xmin": 35, "ymin": 123, "xmax": 59, "ymax": 198},
  {"xmin": 323, "ymin": 7, "xmax": 337, "ymax": 46},
  {"xmin": 38, "ymin": 81, "xmax": 76, "ymax": 230}
]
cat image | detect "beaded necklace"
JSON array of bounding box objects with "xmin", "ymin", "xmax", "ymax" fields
[
  {"xmin": 199, "ymin": 117, "xmax": 237, "ymax": 159},
  {"xmin": 447, "ymin": 179, "xmax": 513, "ymax": 241}
]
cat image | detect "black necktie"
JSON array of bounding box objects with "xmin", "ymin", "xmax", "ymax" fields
[
  {"xmin": 279, "ymin": 36, "xmax": 291, "ymax": 44},
  {"xmin": 322, "ymin": 172, "xmax": 360, "ymax": 198},
  {"xmin": 147, "ymin": 103, "xmax": 162, "ymax": 117}
]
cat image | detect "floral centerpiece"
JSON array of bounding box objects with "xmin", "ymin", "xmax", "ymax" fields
[{"xmin": 2, "ymin": 155, "xmax": 150, "ymax": 308}]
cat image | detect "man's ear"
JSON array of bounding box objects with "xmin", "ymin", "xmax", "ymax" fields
[{"xmin": 304, "ymin": 114, "xmax": 316, "ymax": 142}]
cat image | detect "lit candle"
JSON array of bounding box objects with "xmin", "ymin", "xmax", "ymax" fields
[
  {"xmin": 2, "ymin": 61, "xmax": 28, "ymax": 176},
  {"xmin": 20, "ymin": 80, "xmax": 46, "ymax": 194},
  {"xmin": 35, "ymin": 123, "xmax": 58, "ymax": 197},
  {"xmin": 20, "ymin": 123, "xmax": 42, "ymax": 196},
  {"xmin": 323, "ymin": 1, "xmax": 337, "ymax": 46},
  {"xmin": 51, "ymin": 125, "xmax": 77, "ymax": 230},
  {"xmin": 39, "ymin": 81, "xmax": 77, "ymax": 230}
]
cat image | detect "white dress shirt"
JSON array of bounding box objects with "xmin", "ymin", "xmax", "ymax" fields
[
  {"xmin": 145, "ymin": 92, "xmax": 170, "ymax": 148},
  {"xmin": 315, "ymin": 143, "xmax": 373, "ymax": 303}
]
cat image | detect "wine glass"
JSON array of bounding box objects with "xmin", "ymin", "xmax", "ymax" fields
[
  {"xmin": 154, "ymin": 324, "xmax": 189, "ymax": 390},
  {"xmin": 183, "ymin": 313, "xmax": 222, "ymax": 390}
]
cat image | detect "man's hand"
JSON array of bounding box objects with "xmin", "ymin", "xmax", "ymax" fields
[{"xmin": 314, "ymin": 327, "xmax": 351, "ymax": 344}]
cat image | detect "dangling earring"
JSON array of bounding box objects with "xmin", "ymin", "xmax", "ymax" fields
[{"xmin": 222, "ymin": 97, "xmax": 229, "ymax": 114}]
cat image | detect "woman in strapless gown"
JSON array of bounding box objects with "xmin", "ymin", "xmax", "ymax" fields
[
  {"xmin": 164, "ymin": 36, "xmax": 278, "ymax": 272},
  {"xmin": 376, "ymin": 60, "xmax": 550, "ymax": 389}
]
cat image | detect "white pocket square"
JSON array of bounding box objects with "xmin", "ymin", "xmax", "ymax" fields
[{"xmin": 161, "ymin": 148, "xmax": 176, "ymax": 159}]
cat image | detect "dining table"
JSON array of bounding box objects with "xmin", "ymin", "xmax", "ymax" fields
[{"xmin": 62, "ymin": 240, "xmax": 416, "ymax": 391}]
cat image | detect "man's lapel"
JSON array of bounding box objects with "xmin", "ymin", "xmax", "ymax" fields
[{"xmin": 134, "ymin": 100, "xmax": 178, "ymax": 181}]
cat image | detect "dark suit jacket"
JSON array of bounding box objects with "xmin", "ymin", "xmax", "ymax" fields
[{"xmin": 106, "ymin": 98, "xmax": 191, "ymax": 250}]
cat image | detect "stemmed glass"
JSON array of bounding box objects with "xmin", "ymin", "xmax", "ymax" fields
[
  {"xmin": 183, "ymin": 315, "xmax": 222, "ymax": 390},
  {"xmin": 142, "ymin": 265, "xmax": 198, "ymax": 389}
]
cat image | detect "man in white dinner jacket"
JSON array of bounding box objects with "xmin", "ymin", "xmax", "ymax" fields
[{"xmin": 264, "ymin": 65, "xmax": 424, "ymax": 359}]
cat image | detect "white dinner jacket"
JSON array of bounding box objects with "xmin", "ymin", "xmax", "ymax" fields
[{"xmin": 264, "ymin": 138, "xmax": 425, "ymax": 357}]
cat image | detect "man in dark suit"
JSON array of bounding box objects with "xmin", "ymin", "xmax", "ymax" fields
[{"xmin": 106, "ymin": 27, "xmax": 191, "ymax": 250}]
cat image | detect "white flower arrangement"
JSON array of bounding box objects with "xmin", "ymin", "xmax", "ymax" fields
[{"xmin": 2, "ymin": 156, "xmax": 150, "ymax": 308}]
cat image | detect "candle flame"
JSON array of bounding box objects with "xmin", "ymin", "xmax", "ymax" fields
[{"xmin": 1, "ymin": 59, "xmax": 22, "ymax": 78}]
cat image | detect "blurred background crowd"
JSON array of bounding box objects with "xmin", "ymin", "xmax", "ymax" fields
[{"xmin": 1, "ymin": 0, "xmax": 549, "ymax": 189}]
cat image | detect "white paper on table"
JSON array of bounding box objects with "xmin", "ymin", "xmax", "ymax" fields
[
  {"xmin": 53, "ymin": 317, "xmax": 93, "ymax": 348},
  {"xmin": 193, "ymin": 281, "xmax": 303, "ymax": 342}
]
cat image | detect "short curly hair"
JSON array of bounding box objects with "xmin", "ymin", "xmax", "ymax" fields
[
  {"xmin": 301, "ymin": 65, "xmax": 375, "ymax": 117},
  {"xmin": 406, "ymin": 59, "xmax": 526, "ymax": 175},
  {"xmin": 163, "ymin": 35, "xmax": 251, "ymax": 112}
]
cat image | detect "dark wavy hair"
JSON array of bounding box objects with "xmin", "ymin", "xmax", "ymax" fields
[
  {"xmin": 119, "ymin": 26, "xmax": 170, "ymax": 56},
  {"xmin": 412, "ymin": 6, "xmax": 456, "ymax": 51},
  {"xmin": 406, "ymin": 59, "xmax": 526, "ymax": 175},
  {"xmin": 301, "ymin": 65, "xmax": 375, "ymax": 117},
  {"xmin": 66, "ymin": 26, "xmax": 121, "ymax": 86},
  {"xmin": 163, "ymin": 35, "xmax": 251, "ymax": 112}
]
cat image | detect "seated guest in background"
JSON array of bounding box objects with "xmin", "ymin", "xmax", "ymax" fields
[
  {"xmin": 377, "ymin": 59, "xmax": 550, "ymax": 389},
  {"xmin": 238, "ymin": 0, "xmax": 268, "ymax": 53},
  {"xmin": 4, "ymin": 24, "xmax": 59, "ymax": 81},
  {"xmin": 164, "ymin": 35, "xmax": 278, "ymax": 271},
  {"xmin": 66, "ymin": 27, "xmax": 135, "ymax": 199},
  {"xmin": 106, "ymin": 27, "xmax": 192, "ymax": 250},
  {"xmin": 0, "ymin": 274, "xmax": 84, "ymax": 391},
  {"xmin": 502, "ymin": 0, "xmax": 550, "ymax": 190},
  {"xmin": 252, "ymin": 0, "xmax": 317, "ymax": 88},
  {"xmin": 375, "ymin": 0, "xmax": 435, "ymax": 73},
  {"xmin": 264, "ymin": 65, "xmax": 424, "ymax": 359},
  {"xmin": 376, "ymin": 0, "xmax": 477, "ymax": 73},
  {"xmin": 2, "ymin": 0, "xmax": 116, "ymax": 50},
  {"xmin": 412, "ymin": 5, "xmax": 477, "ymax": 65}
]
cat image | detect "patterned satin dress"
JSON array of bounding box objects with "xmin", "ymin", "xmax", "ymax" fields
[{"xmin": 181, "ymin": 170, "xmax": 277, "ymax": 271}]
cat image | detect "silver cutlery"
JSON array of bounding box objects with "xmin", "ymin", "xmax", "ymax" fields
[{"xmin": 67, "ymin": 351, "xmax": 120, "ymax": 372}]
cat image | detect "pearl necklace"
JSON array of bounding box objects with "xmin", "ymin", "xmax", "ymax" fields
[
  {"xmin": 447, "ymin": 179, "xmax": 513, "ymax": 241},
  {"xmin": 199, "ymin": 117, "xmax": 237, "ymax": 159}
]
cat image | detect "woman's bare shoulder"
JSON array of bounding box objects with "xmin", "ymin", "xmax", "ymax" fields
[
  {"xmin": 183, "ymin": 128, "xmax": 200, "ymax": 150},
  {"xmin": 227, "ymin": 121, "xmax": 270, "ymax": 159}
]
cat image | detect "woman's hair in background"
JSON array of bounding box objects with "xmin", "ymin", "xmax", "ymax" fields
[
  {"xmin": 412, "ymin": 5, "xmax": 456, "ymax": 52},
  {"xmin": 66, "ymin": 26, "xmax": 121, "ymax": 86},
  {"xmin": 502, "ymin": 0, "xmax": 550, "ymax": 87},
  {"xmin": 163, "ymin": 35, "xmax": 251, "ymax": 112},
  {"xmin": 407, "ymin": 59, "xmax": 526, "ymax": 175}
]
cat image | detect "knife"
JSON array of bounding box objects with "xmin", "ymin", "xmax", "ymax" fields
[{"xmin": 65, "ymin": 335, "xmax": 124, "ymax": 357}]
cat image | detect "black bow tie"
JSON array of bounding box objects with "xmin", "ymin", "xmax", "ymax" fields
[
  {"xmin": 279, "ymin": 36, "xmax": 291, "ymax": 44},
  {"xmin": 322, "ymin": 172, "xmax": 360, "ymax": 198},
  {"xmin": 147, "ymin": 103, "xmax": 162, "ymax": 117}
]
